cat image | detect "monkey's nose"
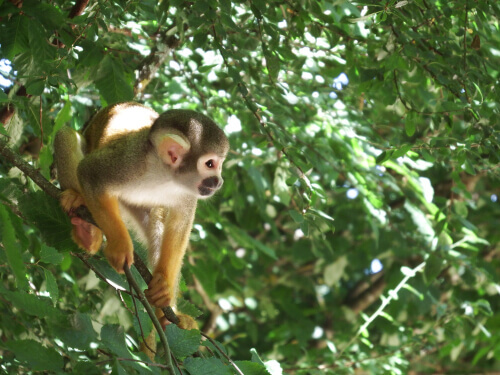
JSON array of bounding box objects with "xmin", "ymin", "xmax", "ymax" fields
[{"xmin": 198, "ymin": 176, "xmax": 223, "ymax": 196}]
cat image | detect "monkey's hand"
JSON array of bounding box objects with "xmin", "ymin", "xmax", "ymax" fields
[
  {"xmin": 146, "ymin": 274, "xmax": 198, "ymax": 330},
  {"xmin": 103, "ymin": 237, "xmax": 134, "ymax": 273},
  {"xmin": 85, "ymin": 193, "xmax": 134, "ymax": 273},
  {"xmin": 60, "ymin": 189, "xmax": 103, "ymax": 254},
  {"xmin": 60, "ymin": 188, "xmax": 85, "ymax": 212},
  {"xmin": 145, "ymin": 273, "xmax": 173, "ymax": 308}
]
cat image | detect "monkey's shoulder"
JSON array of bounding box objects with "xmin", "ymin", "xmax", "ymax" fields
[{"xmin": 84, "ymin": 102, "xmax": 159, "ymax": 151}]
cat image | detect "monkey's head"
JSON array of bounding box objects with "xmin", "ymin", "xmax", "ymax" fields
[{"xmin": 149, "ymin": 109, "xmax": 230, "ymax": 199}]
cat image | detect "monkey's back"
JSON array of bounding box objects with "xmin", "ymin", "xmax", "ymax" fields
[{"xmin": 83, "ymin": 102, "xmax": 159, "ymax": 152}]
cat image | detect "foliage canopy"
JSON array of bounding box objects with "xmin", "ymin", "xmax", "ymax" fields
[{"xmin": 0, "ymin": 0, "xmax": 499, "ymax": 374}]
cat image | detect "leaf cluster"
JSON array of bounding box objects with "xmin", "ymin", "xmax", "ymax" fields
[{"xmin": 1, "ymin": 0, "xmax": 500, "ymax": 373}]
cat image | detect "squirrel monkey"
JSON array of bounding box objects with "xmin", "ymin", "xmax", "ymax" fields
[{"xmin": 54, "ymin": 102, "xmax": 229, "ymax": 329}]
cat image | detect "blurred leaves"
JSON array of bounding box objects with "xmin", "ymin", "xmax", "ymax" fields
[{"xmin": 0, "ymin": 0, "xmax": 499, "ymax": 374}]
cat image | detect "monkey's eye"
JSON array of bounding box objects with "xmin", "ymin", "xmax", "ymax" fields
[{"xmin": 205, "ymin": 160, "xmax": 215, "ymax": 169}]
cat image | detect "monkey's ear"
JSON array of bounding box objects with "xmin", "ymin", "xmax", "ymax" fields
[{"xmin": 155, "ymin": 133, "xmax": 191, "ymax": 168}]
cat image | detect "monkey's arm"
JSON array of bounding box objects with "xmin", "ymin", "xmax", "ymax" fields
[
  {"xmin": 145, "ymin": 201, "xmax": 196, "ymax": 308},
  {"xmin": 77, "ymin": 146, "xmax": 140, "ymax": 272}
]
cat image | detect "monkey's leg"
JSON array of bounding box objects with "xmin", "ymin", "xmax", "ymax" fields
[
  {"xmin": 145, "ymin": 205, "xmax": 194, "ymax": 307},
  {"xmin": 84, "ymin": 193, "xmax": 134, "ymax": 273},
  {"xmin": 145, "ymin": 204, "xmax": 198, "ymax": 330}
]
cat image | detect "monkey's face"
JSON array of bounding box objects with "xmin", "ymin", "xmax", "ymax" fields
[
  {"xmin": 196, "ymin": 153, "xmax": 225, "ymax": 198},
  {"xmin": 150, "ymin": 125, "xmax": 228, "ymax": 201}
]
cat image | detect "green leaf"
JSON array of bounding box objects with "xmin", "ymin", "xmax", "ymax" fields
[
  {"xmin": 234, "ymin": 361, "xmax": 269, "ymax": 375},
  {"xmin": 177, "ymin": 298, "xmax": 203, "ymax": 319},
  {"xmin": 52, "ymin": 101, "xmax": 72, "ymax": 137},
  {"xmin": 309, "ymin": 208, "xmax": 334, "ymax": 222},
  {"xmin": 40, "ymin": 244, "xmax": 64, "ymax": 265},
  {"xmin": 0, "ymin": 290, "xmax": 62, "ymax": 318},
  {"xmin": 0, "ymin": 90, "xmax": 9, "ymax": 103},
  {"xmin": 100, "ymin": 324, "xmax": 134, "ymax": 359},
  {"xmin": 0, "ymin": 205, "xmax": 29, "ymax": 291},
  {"xmin": 226, "ymin": 223, "xmax": 277, "ymax": 259},
  {"xmin": 165, "ymin": 323, "xmax": 201, "ymax": 359},
  {"xmin": 49, "ymin": 313, "xmax": 98, "ymax": 350},
  {"xmin": 265, "ymin": 53, "xmax": 280, "ymax": 81},
  {"xmin": 391, "ymin": 144, "xmax": 412, "ymax": 159},
  {"xmin": 191, "ymin": 258, "xmax": 218, "ymax": 297},
  {"xmin": 462, "ymin": 158, "xmax": 476, "ymax": 175},
  {"xmin": 198, "ymin": 64, "xmax": 218, "ymax": 73},
  {"xmin": 18, "ymin": 191, "xmax": 75, "ymax": 250},
  {"xmin": 4, "ymin": 339, "xmax": 63, "ymax": 371},
  {"xmin": 289, "ymin": 209, "xmax": 304, "ymax": 223},
  {"xmin": 472, "ymin": 299, "xmax": 493, "ymax": 317},
  {"xmin": 85, "ymin": 257, "xmax": 129, "ymax": 290},
  {"xmin": 23, "ymin": 2, "xmax": 64, "ymax": 31},
  {"xmin": 28, "ymin": 20, "xmax": 55, "ymax": 67},
  {"xmin": 273, "ymin": 166, "xmax": 291, "ymax": 205},
  {"xmin": 95, "ymin": 55, "xmax": 134, "ymax": 105},
  {"xmin": 250, "ymin": 348, "xmax": 266, "ymax": 366},
  {"xmin": 405, "ymin": 112, "xmax": 417, "ymax": 137},
  {"xmin": 44, "ymin": 269, "xmax": 59, "ymax": 305},
  {"xmin": 376, "ymin": 150, "xmax": 392, "ymax": 164},
  {"xmin": 453, "ymin": 201, "xmax": 468, "ymax": 218},
  {"xmin": 77, "ymin": 40, "xmax": 105, "ymax": 67},
  {"xmin": 202, "ymin": 338, "xmax": 228, "ymax": 358},
  {"xmin": 424, "ymin": 253, "xmax": 444, "ymax": 285},
  {"xmin": 183, "ymin": 357, "xmax": 232, "ymax": 375},
  {"xmin": 2, "ymin": 15, "xmax": 29, "ymax": 59}
]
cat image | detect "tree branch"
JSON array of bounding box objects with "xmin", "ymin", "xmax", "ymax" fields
[
  {"xmin": 0, "ymin": 136, "xmax": 181, "ymax": 326},
  {"xmin": 134, "ymin": 32, "xmax": 180, "ymax": 96},
  {"xmin": 0, "ymin": 137, "xmax": 60, "ymax": 198},
  {"xmin": 69, "ymin": 0, "xmax": 90, "ymax": 19}
]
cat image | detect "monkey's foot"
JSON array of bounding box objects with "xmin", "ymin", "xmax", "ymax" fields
[
  {"xmin": 70, "ymin": 217, "xmax": 102, "ymax": 254},
  {"xmin": 61, "ymin": 189, "xmax": 103, "ymax": 254},
  {"xmin": 177, "ymin": 313, "xmax": 198, "ymax": 330},
  {"xmin": 103, "ymin": 239, "xmax": 134, "ymax": 273},
  {"xmin": 60, "ymin": 188, "xmax": 85, "ymax": 212},
  {"xmin": 156, "ymin": 310, "xmax": 198, "ymax": 330},
  {"xmin": 145, "ymin": 273, "xmax": 173, "ymax": 308}
]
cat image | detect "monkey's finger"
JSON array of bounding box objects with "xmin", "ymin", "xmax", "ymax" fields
[
  {"xmin": 105, "ymin": 249, "xmax": 134, "ymax": 273},
  {"xmin": 145, "ymin": 278, "xmax": 172, "ymax": 307},
  {"xmin": 144, "ymin": 287, "xmax": 171, "ymax": 305},
  {"xmin": 158, "ymin": 315, "xmax": 170, "ymax": 330},
  {"xmin": 60, "ymin": 189, "xmax": 85, "ymax": 212}
]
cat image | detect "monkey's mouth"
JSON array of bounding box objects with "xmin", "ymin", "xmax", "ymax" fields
[
  {"xmin": 198, "ymin": 176, "xmax": 222, "ymax": 197},
  {"xmin": 198, "ymin": 186, "xmax": 216, "ymax": 197}
]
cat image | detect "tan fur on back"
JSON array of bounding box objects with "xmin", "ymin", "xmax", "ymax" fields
[{"xmin": 84, "ymin": 103, "xmax": 159, "ymax": 151}]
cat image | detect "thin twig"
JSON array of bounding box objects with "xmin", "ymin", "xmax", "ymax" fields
[
  {"xmin": 0, "ymin": 137, "xmax": 60, "ymax": 199},
  {"xmin": 128, "ymin": 274, "xmax": 156, "ymax": 355},
  {"xmin": 123, "ymin": 264, "xmax": 175, "ymax": 375},
  {"xmin": 0, "ymin": 137, "xmax": 182, "ymax": 326},
  {"xmin": 338, "ymin": 262, "xmax": 426, "ymax": 359},
  {"xmin": 95, "ymin": 357, "xmax": 168, "ymax": 368},
  {"xmin": 71, "ymin": 251, "xmax": 134, "ymax": 297},
  {"xmin": 462, "ymin": 1, "xmax": 469, "ymax": 102},
  {"xmin": 201, "ymin": 332, "xmax": 244, "ymax": 375}
]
